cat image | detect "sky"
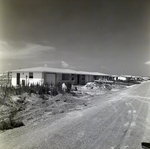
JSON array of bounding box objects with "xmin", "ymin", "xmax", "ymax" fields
[{"xmin": 0, "ymin": 0, "xmax": 150, "ymax": 76}]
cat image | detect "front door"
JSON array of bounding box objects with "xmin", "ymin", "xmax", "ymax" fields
[
  {"xmin": 45, "ymin": 73, "xmax": 56, "ymax": 85},
  {"xmin": 17, "ymin": 73, "xmax": 20, "ymax": 85},
  {"xmin": 77, "ymin": 75, "xmax": 85, "ymax": 85},
  {"xmin": 80, "ymin": 75, "xmax": 85, "ymax": 85}
]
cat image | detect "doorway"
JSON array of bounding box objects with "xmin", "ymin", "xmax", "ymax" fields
[
  {"xmin": 17, "ymin": 73, "xmax": 20, "ymax": 85},
  {"xmin": 77, "ymin": 75, "xmax": 80, "ymax": 84}
]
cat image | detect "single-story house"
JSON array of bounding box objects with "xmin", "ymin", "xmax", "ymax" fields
[
  {"xmin": 8, "ymin": 67, "xmax": 110, "ymax": 86},
  {"xmin": 132, "ymin": 76, "xmax": 141, "ymax": 81},
  {"xmin": 141, "ymin": 76, "xmax": 150, "ymax": 81},
  {"xmin": 118, "ymin": 75, "xmax": 133, "ymax": 81}
]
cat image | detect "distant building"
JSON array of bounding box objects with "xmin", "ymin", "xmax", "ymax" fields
[
  {"xmin": 118, "ymin": 75, "xmax": 132, "ymax": 81},
  {"xmin": 8, "ymin": 67, "xmax": 110, "ymax": 86},
  {"xmin": 141, "ymin": 76, "xmax": 150, "ymax": 81}
]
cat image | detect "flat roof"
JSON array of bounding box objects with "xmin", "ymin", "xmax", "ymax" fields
[{"xmin": 9, "ymin": 67, "xmax": 109, "ymax": 76}]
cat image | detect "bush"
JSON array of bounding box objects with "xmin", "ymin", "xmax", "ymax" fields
[{"xmin": 1, "ymin": 82, "xmax": 73, "ymax": 102}]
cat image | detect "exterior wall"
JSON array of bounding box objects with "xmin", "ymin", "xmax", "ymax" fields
[
  {"xmin": 27, "ymin": 72, "xmax": 43, "ymax": 85},
  {"xmin": 20, "ymin": 72, "xmax": 29, "ymax": 85},
  {"xmin": 60, "ymin": 73, "xmax": 71, "ymax": 84},
  {"xmin": 78, "ymin": 75, "xmax": 85, "ymax": 85},
  {"xmin": 12, "ymin": 72, "xmax": 17, "ymax": 86},
  {"xmin": 99, "ymin": 76, "xmax": 109, "ymax": 80},
  {"xmin": 44, "ymin": 73, "xmax": 56, "ymax": 85},
  {"xmin": 85, "ymin": 75, "xmax": 89, "ymax": 83},
  {"xmin": 113, "ymin": 77, "xmax": 118, "ymax": 81},
  {"xmin": 94, "ymin": 76, "xmax": 100, "ymax": 80},
  {"xmin": 11, "ymin": 72, "xmax": 43, "ymax": 86},
  {"xmin": 55, "ymin": 73, "xmax": 78, "ymax": 85},
  {"xmin": 56, "ymin": 73, "xmax": 62, "ymax": 82},
  {"xmin": 85, "ymin": 75, "xmax": 94, "ymax": 83},
  {"xmin": 72, "ymin": 74, "xmax": 77, "ymax": 85},
  {"xmin": 55, "ymin": 73, "xmax": 79, "ymax": 85}
]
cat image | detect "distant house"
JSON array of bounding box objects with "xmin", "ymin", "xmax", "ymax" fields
[
  {"xmin": 118, "ymin": 75, "xmax": 132, "ymax": 81},
  {"xmin": 141, "ymin": 76, "xmax": 150, "ymax": 81},
  {"xmin": 111, "ymin": 75, "xmax": 118, "ymax": 81},
  {"xmin": 132, "ymin": 76, "xmax": 141, "ymax": 81},
  {"xmin": 8, "ymin": 67, "xmax": 110, "ymax": 86}
]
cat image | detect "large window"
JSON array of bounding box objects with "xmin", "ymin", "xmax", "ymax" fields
[
  {"xmin": 29, "ymin": 72, "xmax": 33, "ymax": 79},
  {"xmin": 94, "ymin": 76, "xmax": 99, "ymax": 80},
  {"xmin": 62, "ymin": 74, "xmax": 70, "ymax": 80}
]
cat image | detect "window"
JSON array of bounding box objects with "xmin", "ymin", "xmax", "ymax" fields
[
  {"xmin": 29, "ymin": 72, "xmax": 33, "ymax": 79},
  {"xmin": 62, "ymin": 74, "xmax": 70, "ymax": 80},
  {"xmin": 94, "ymin": 76, "xmax": 99, "ymax": 80},
  {"xmin": 82, "ymin": 75, "xmax": 85, "ymax": 80},
  {"xmin": 71, "ymin": 74, "xmax": 74, "ymax": 80}
]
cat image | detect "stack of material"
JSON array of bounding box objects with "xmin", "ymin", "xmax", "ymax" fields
[{"xmin": 83, "ymin": 82, "xmax": 99, "ymax": 89}]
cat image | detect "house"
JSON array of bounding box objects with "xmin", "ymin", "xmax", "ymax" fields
[
  {"xmin": 118, "ymin": 75, "xmax": 133, "ymax": 81},
  {"xmin": 132, "ymin": 76, "xmax": 141, "ymax": 81},
  {"xmin": 8, "ymin": 67, "xmax": 110, "ymax": 86},
  {"xmin": 141, "ymin": 76, "xmax": 150, "ymax": 81}
]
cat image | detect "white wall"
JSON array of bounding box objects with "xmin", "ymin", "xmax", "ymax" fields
[
  {"xmin": 118, "ymin": 76, "xmax": 127, "ymax": 81},
  {"xmin": 20, "ymin": 72, "xmax": 29, "ymax": 85},
  {"xmin": 27, "ymin": 72, "xmax": 43, "ymax": 85},
  {"xmin": 11, "ymin": 72, "xmax": 43, "ymax": 86},
  {"xmin": 12, "ymin": 72, "xmax": 17, "ymax": 86}
]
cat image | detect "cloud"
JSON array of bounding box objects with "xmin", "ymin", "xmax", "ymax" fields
[
  {"xmin": 31, "ymin": 60, "xmax": 58, "ymax": 65},
  {"xmin": 61, "ymin": 61, "xmax": 69, "ymax": 68},
  {"xmin": 44, "ymin": 64, "xmax": 48, "ymax": 67},
  {"xmin": 101, "ymin": 65, "xmax": 107, "ymax": 69},
  {"xmin": 70, "ymin": 66, "xmax": 76, "ymax": 69},
  {"xmin": 0, "ymin": 40, "xmax": 55, "ymax": 59},
  {"xmin": 145, "ymin": 61, "xmax": 150, "ymax": 65}
]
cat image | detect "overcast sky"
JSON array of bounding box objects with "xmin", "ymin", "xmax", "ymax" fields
[{"xmin": 0, "ymin": 0, "xmax": 150, "ymax": 76}]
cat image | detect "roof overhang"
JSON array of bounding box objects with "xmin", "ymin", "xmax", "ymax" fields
[{"xmin": 9, "ymin": 67, "xmax": 109, "ymax": 76}]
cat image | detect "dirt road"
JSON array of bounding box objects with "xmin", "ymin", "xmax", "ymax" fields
[{"xmin": 0, "ymin": 82, "xmax": 150, "ymax": 149}]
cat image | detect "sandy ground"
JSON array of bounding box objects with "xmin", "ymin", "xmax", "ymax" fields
[{"xmin": 0, "ymin": 82, "xmax": 150, "ymax": 149}]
